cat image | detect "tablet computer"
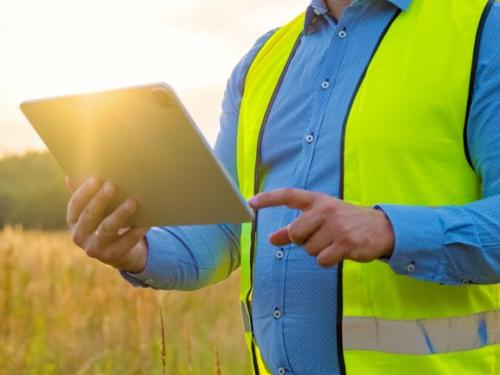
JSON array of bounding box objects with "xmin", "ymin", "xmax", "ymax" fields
[{"xmin": 20, "ymin": 83, "xmax": 254, "ymax": 227}]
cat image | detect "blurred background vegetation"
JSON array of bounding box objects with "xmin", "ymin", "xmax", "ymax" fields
[
  {"xmin": 0, "ymin": 228, "xmax": 249, "ymax": 374},
  {"xmin": 0, "ymin": 152, "xmax": 68, "ymax": 229}
]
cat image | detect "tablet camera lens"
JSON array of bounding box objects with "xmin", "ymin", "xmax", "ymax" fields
[{"xmin": 151, "ymin": 88, "xmax": 174, "ymax": 107}]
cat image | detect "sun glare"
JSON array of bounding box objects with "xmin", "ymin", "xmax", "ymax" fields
[{"xmin": 0, "ymin": 0, "xmax": 303, "ymax": 154}]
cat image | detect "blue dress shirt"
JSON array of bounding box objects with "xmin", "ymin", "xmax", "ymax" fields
[{"xmin": 125, "ymin": 0, "xmax": 500, "ymax": 373}]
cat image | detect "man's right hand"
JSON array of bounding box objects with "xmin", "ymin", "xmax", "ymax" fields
[{"xmin": 65, "ymin": 176, "xmax": 149, "ymax": 273}]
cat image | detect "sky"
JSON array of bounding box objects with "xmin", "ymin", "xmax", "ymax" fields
[{"xmin": 0, "ymin": 0, "xmax": 305, "ymax": 155}]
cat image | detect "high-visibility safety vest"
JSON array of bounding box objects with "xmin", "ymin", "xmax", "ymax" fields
[{"xmin": 236, "ymin": 0, "xmax": 500, "ymax": 374}]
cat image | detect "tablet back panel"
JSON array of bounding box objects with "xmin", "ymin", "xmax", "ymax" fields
[{"xmin": 20, "ymin": 83, "xmax": 253, "ymax": 227}]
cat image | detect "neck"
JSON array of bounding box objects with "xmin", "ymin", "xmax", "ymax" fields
[{"xmin": 325, "ymin": 0, "xmax": 352, "ymax": 19}]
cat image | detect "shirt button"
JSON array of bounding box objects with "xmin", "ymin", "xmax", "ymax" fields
[
  {"xmin": 338, "ymin": 28, "xmax": 347, "ymax": 39},
  {"xmin": 406, "ymin": 262, "xmax": 416, "ymax": 273},
  {"xmin": 305, "ymin": 133, "xmax": 314, "ymax": 144},
  {"xmin": 462, "ymin": 278, "xmax": 472, "ymax": 284},
  {"xmin": 276, "ymin": 249, "xmax": 285, "ymax": 260},
  {"xmin": 145, "ymin": 279, "xmax": 154, "ymax": 286},
  {"xmin": 321, "ymin": 80, "xmax": 330, "ymax": 90},
  {"xmin": 273, "ymin": 309, "xmax": 282, "ymax": 319},
  {"xmin": 278, "ymin": 368, "xmax": 286, "ymax": 375}
]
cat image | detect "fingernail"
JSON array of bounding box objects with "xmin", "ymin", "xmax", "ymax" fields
[
  {"xmin": 104, "ymin": 182, "xmax": 116, "ymax": 196},
  {"xmin": 124, "ymin": 199, "xmax": 137, "ymax": 212},
  {"xmin": 89, "ymin": 176, "xmax": 99, "ymax": 187},
  {"xmin": 249, "ymin": 196, "xmax": 259, "ymax": 206}
]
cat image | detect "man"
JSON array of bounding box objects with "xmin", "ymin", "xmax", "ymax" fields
[{"xmin": 65, "ymin": 0, "xmax": 500, "ymax": 374}]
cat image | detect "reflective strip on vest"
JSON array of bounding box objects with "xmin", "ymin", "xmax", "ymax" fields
[
  {"xmin": 343, "ymin": 310, "xmax": 500, "ymax": 355},
  {"xmin": 240, "ymin": 300, "xmax": 252, "ymax": 332}
]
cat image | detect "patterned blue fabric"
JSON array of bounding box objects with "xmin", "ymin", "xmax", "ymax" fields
[{"xmin": 124, "ymin": 1, "xmax": 500, "ymax": 373}]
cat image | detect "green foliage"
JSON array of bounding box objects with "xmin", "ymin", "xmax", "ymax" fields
[{"xmin": 0, "ymin": 151, "xmax": 69, "ymax": 229}]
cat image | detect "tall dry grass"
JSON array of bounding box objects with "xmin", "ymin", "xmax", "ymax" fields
[{"xmin": 0, "ymin": 227, "xmax": 250, "ymax": 374}]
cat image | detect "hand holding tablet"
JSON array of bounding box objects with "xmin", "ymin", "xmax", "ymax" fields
[{"xmin": 20, "ymin": 83, "xmax": 254, "ymax": 228}]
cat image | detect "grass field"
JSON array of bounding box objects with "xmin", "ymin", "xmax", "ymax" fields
[{"xmin": 0, "ymin": 227, "xmax": 250, "ymax": 374}]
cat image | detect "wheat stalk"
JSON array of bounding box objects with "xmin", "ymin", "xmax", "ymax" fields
[
  {"xmin": 214, "ymin": 345, "xmax": 221, "ymax": 375},
  {"xmin": 159, "ymin": 306, "xmax": 167, "ymax": 375},
  {"xmin": 2, "ymin": 242, "xmax": 14, "ymax": 338}
]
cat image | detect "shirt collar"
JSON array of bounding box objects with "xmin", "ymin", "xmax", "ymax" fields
[{"xmin": 304, "ymin": 0, "xmax": 412, "ymax": 34}]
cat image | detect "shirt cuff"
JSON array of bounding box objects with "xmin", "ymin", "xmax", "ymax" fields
[
  {"xmin": 120, "ymin": 227, "xmax": 178, "ymax": 289},
  {"xmin": 375, "ymin": 204, "xmax": 445, "ymax": 281}
]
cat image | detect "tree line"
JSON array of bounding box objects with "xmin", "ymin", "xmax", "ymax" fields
[{"xmin": 0, "ymin": 151, "xmax": 69, "ymax": 229}]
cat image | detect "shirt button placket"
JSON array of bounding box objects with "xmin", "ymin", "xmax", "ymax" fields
[
  {"xmin": 338, "ymin": 27, "xmax": 347, "ymax": 39},
  {"xmin": 273, "ymin": 308, "xmax": 282, "ymax": 319}
]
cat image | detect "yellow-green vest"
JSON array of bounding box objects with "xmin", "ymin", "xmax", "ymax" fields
[{"xmin": 237, "ymin": 0, "xmax": 500, "ymax": 374}]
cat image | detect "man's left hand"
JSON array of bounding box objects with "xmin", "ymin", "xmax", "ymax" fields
[{"xmin": 249, "ymin": 188, "xmax": 395, "ymax": 268}]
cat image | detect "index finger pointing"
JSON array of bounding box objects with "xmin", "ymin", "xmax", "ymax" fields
[{"xmin": 249, "ymin": 188, "xmax": 315, "ymax": 210}]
